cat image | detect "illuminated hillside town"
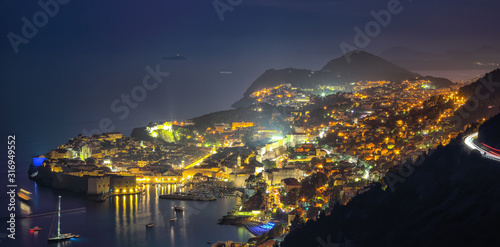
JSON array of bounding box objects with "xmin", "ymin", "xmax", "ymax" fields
[
  {"xmin": 28, "ymin": 73, "xmax": 477, "ymax": 246},
  {"xmin": 5, "ymin": 0, "xmax": 500, "ymax": 245}
]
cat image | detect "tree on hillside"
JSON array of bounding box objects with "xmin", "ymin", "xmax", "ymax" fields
[{"xmin": 263, "ymin": 159, "xmax": 277, "ymax": 170}]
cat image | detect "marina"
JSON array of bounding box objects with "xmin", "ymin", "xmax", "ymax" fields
[
  {"xmin": 159, "ymin": 182, "xmax": 242, "ymax": 201},
  {"xmin": 159, "ymin": 193, "xmax": 217, "ymax": 201},
  {"xmin": 14, "ymin": 176, "xmax": 253, "ymax": 247}
]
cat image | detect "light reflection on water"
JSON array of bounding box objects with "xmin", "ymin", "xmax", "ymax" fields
[
  {"xmin": 16, "ymin": 179, "xmax": 253, "ymax": 247},
  {"xmin": 20, "ymin": 201, "xmax": 32, "ymax": 215}
]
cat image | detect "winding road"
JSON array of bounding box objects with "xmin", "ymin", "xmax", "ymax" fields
[{"xmin": 463, "ymin": 132, "xmax": 500, "ymax": 162}]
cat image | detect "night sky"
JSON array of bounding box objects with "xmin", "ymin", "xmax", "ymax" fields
[{"xmin": 1, "ymin": 0, "xmax": 500, "ymax": 160}]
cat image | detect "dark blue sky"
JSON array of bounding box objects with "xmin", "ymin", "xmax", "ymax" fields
[{"xmin": 1, "ymin": 0, "xmax": 500, "ymax": 159}]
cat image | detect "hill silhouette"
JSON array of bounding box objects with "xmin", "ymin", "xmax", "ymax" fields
[
  {"xmin": 478, "ymin": 113, "xmax": 500, "ymax": 150},
  {"xmin": 241, "ymin": 68, "xmax": 313, "ymax": 98},
  {"xmin": 455, "ymin": 69, "xmax": 500, "ymax": 129},
  {"xmin": 232, "ymin": 51, "xmax": 419, "ymax": 108},
  {"xmin": 380, "ymin": 45, "xmax": 500, "ymax": 71},
  {"xmin": 317, "ymin": 50, "xmax": 418, "ymax": 83}
]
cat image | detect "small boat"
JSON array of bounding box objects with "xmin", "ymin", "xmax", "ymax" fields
[
  {"xmin": 48, "ymin": 233, "xmax": 80, "ymax": 242},
  {"xmin": 207, "ymin": 240, "xmax": 212, "ymax": 244},
  {"xmin": 174, "ymin": 206, "xmax": 184, "ymax": 212},
  {"xmin": 20, "ymin": 189, "xmax": 32, "ymax": 195},
  {"xmin": 95, "ymin": 192, "xmax": 109, "ymax": 202},
  {"xmin": 47, "ymin": 196, "xmax": 80, "ymax": 243},
  {"xmin": 170, "ymin": 206, "xmax": 177, "ymax": 221},
  {"xmin": 30, "ymin": 226, "xmax": 42, "ymax": 232},
  {"xmin": 146, "ymin": 223, "xmax": 154, "ymax": 228},
  {"xmin": 18, "ymin": 189, "xmax": 32, "ymax": 202}
]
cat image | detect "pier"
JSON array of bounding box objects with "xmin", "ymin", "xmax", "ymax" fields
[{"xmin": 159, "ymin": 194, "xmax": 216, "ymax": 201}]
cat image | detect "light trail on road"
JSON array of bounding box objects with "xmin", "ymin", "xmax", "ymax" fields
[{"xmin": 463, "ymin": 132, "xmax": 500, "ymax": 162}]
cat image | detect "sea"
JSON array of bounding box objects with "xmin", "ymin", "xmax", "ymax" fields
[{"xmin": 1, "ymin": 166, "xmax": 253, "ymax": 247}]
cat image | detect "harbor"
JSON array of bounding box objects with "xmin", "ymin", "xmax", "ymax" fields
[
  {"xmin": 159, "ymin": 193, "xmax": 217, "ymax": 201},
  {"xmin": 159, "ymin": 182, "xmax": 242, "ymax": 201},
  {"xmin": 15, "ymin": 175, "xmax": 253, "ymax": 247}
]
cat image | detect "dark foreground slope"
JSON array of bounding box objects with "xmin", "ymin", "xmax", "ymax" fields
[
  {"xmin": 282, "ymin": 127, "xmax": 500, "ymax": 247},
  {"xmin": 478, "ymin": 113, "xmax": 500, "ymax": 150}
]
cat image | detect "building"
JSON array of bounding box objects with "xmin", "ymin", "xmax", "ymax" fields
[
  {"xmin": 137, "ymin": 160, "xmax": 148, "ymax": 167},
  {"xmin": 281, "ymin": 178, "xmax": 301, "ymax": 192},
  {"xmin": 103, "ymin": 156, "xmax": 112, "ymax": 169},
  {"xmin": 231, "ymin": 122, "xmax": 254, "ymax": 130},
  {"xmin": 192, "ymin": 173, "xmax": 207, "ymax": 183},
  {"xmin": 87, "ymin": 176, "xmax": 110, "ymax": 195},
  {"xmin": 78, "ymin": 145, "xmax": 92, "ymax": 161},
  {"xmin": 229, "ymin": 173, "xmax": 251, "ymax": 188},
  {"xmin": 48, "ymin": 149, "xmax": 73, "ymax": 159},
  {"xmin": 215, "ymin": 123, "xmax": 229, "ymax": 133},
  {"xmin": 265, "ymin": 168, "xmax": 305, "ymax": 185},
  {"xmin": 93, "ymin": 132, "xmax": 123, "ymax": 142},
  {"xmin": 109, "ymin": 175, "xmax": 137, "ymax": 193}
]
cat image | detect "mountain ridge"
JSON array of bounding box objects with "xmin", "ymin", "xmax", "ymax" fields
[
  {"xmin": 379, "ymin": 45, "xmax": 500, "ymax": 72},
  {"xmin": 233, "ymin": 50, "xmax": 420, "ymax": 108}
]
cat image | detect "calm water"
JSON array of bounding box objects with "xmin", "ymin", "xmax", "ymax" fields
[{"xmin": 4, "ymin": 175, "xmax": 253, "ymax": 247}]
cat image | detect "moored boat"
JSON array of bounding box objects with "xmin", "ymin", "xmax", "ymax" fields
[
  {"xmin": 170, "ymin": 207, "xmax": 177, "ymax": 221},
  {"xmin": 30, "ymin": 226, "xmax": 42, "ymax": 232},
  {"xmin": 47, "ymin": 196, "xmax": 80, "ymax": 243},
  {"xmin": 48, "ymin": 233, "xmax": 80, "ymax": 242},
  {"xmin": 18, "ymin": 189, "xmax": 32, "ymax": 202}
]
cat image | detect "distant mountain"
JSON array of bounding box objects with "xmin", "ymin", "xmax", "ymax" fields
[
  {"xmin": 233, "ymin": 51, "xmax": 419, "ymax": 108},
  {"xmin": 379, "ymin": 45, "xmax": 500, "ymax": 72},
  {"xmin": 241, "ymin": 68, "xmax": 313, "ymax": 98},
  {"xmin": 281, "ymin": 124, "xmax": 500, "ymax": 247},
  {"xmin": 317, "ymin": 51, "xmax": 419, "ymax": 83}
]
